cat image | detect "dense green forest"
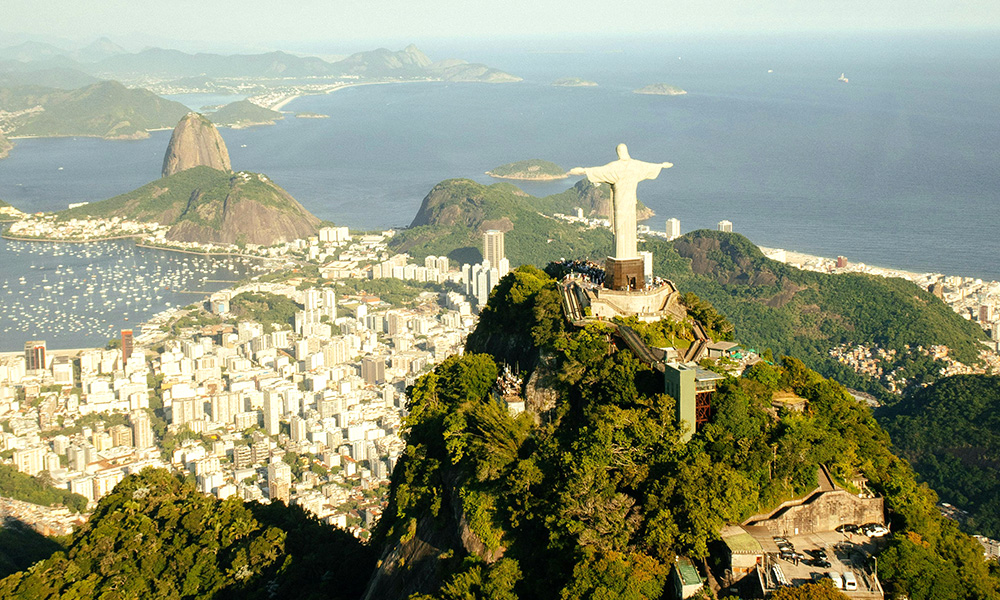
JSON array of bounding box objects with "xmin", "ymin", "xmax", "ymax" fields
[
  {"xmin": 0, "ymin": 468, "xmax": 375, "ymax": 600},
  {"xmin": 0, "ymin": 464, "xmax": 88, "ymax": 513},
  {"xmin": 368, "ymin": 266, "xmax": 999, "ymax": 600},
  {"xmin": 1, "ymin": 264, "xmax": 994, "ymax": 599},
  {"xmin": 644, "ymin": 230, "xmax": 987, "ymax": 400},
  {"xmin": 229, "ymin": 291, "xmax": 301, "ymax": 332},
  {"xmin": 880, "ymin": 374, "xmax": 1000, "ymax": 538}
]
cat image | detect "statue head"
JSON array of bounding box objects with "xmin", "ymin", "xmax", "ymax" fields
[{"xmin": 616, "ymin": 143, "xmax": 631, "ymax": 160}]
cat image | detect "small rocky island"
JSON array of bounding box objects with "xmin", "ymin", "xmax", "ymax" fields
[
  {"xmin": 633, "ymin": 83, "xmax": 687, "ymax": 96},
  {"xmin": 552, "ymin": 77, "xmax": 598, "ymax": 87},
  {"xmin": 486, "ymin": 159, "xmax": 568, "ymax": 181}
]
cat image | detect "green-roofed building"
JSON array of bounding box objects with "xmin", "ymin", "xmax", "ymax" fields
[
  {"xmin": 671, "ymin": 556, "xmax": 704, "ymax": 599},
  {"xmin": 719, "ymin": 524, "xmax": 766, "ymax": 580}
]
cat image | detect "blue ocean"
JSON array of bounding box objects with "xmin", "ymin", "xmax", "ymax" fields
[{"xmin": 1, "ymin": 32, "xmax": 998, "ymax": 348}]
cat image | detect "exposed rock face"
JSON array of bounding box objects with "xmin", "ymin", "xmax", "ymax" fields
[
  {"xmin": 161, "ymin": 113, "xmax": 231, "ymax": 177},
  {"xmin": 0, "ymin": 131, "xmax": 11, "ymax": 159},
  {"xmin": 362, "ymin": 468, "xmax": 502, "ymax": 600},
  {"xmin": 573, "ymin": 179, "xmax": 655, "ymax": 221},
  {"xmin": 62, "ymin": 166, "xmax": 320, "ymax": 247},
  {"xmin": 163, "ymin": 171, "xmax": 320, "ymax": 246}
]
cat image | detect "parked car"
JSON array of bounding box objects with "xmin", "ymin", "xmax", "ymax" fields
[
  {"xmin": 863, "ymin": 524, "xmax": 890, "ymax": 538},
  {"xmin": 836, "ymin": 524, "xmax": 859, "ymax": 534}
]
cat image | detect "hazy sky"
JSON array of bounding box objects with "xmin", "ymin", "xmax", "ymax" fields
[{"xmin": 4, "ymin": 0, "xmax": 999, "ymax": 52}]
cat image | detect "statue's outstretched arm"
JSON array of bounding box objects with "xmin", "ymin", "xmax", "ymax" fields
[{"xmin": 569, "ymin": 167, "xmax": 586, "ymax": 175}]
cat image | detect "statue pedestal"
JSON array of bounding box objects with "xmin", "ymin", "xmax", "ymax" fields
[{"xmin": 605, "ymin": 257, "xmax": 646, "ymax": 291}]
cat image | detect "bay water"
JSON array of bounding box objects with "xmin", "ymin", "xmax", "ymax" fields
[{"xmin": 1, "ymin": 32, "xmax": 998, "ymax": 349}]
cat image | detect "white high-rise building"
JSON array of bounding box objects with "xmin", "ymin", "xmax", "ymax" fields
[
  {"xmin": 666, "ymin": 218, "xmax": 681, "ymax": 241},
  {"xmin": 718, "ymin": 220, "xmax": 733, "ymax": 233},
  {"xmin": 290, "ymin": 415, "xmax": 308, "ymax": 442},
  {"xmin": 322, "ymin": 289, "xmax": 336, "ymax": 319},
  {"xmin": 484, "ymin": 230, "xmax": 505, "ymax": 267},
  {"xmin": 267, "ymin": 460, "xmax": 292, "ymax": 503},
  {"xmin": 639, "ymin": 251, "xmax": 653, "ymax": 281},
  {"xmin": 130, "ymin": 410, "xmax": 154, "ymax": 449},
  {"xmin": 304, "ymin": 289, "xmax": 321, "ymax": 311},
  {"xmin": 172, "ymin": 397, "xmax": 202, "ymax": 426},
  {"xmin": 498, "ymin": 257, "xmax": 510, "ymax": 277},
  {"xmin": 13, "ymin": 446, "xmax": 45, "ymax": 476},
  {"xmin": 263, "ymin": 389, "xmax": 282, "ymax": 436}
]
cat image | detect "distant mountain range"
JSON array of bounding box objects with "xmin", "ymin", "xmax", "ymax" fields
[
  {"xmin": 0, "ymin": 37, "xmax": 127, "ymax": 64},
  {"xmin": 0, "ymin": 40, "xmax": 520, "ymax": 157},
  {"xmin": 0, "ymin": 39, "xmax": 520, "ymax": 83}
]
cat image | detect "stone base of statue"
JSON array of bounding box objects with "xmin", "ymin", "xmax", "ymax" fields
[
  {"xmin": 605, "ymin": 257, "xmax": 646, "ymax": 291},
  {"xmin": 561, "ymin": 277, "xmax": 686, "ymax": 324}
]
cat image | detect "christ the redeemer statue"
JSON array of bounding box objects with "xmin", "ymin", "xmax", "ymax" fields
[{"xmin": 570, "ymin": 143, "xmax": 672, "ymax": 260}]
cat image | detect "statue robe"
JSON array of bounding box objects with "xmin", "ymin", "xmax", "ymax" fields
[{"xmin": 580, "ymin": 159, "xmax": 665, "ymax": 259}]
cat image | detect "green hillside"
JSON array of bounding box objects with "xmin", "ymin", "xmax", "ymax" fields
[
  {"xmin": 644, "ymin": 230, "xmax": 987, "ymax": 399},
  {"xmin": 4, "ymin": 81, "xmax": 189, "ymax": 139},
  {"xmin": 0, "ymin": 267, "xmax": 996, "ymax": 600},
  {"xmin": 364, "ymin": 266, "xmax": 999, "ymax": 600},
  {"xmin": 60, "ymin": 166, "xmax": 320, "ymax": 245},
  {"xmin": 61, "ymin": 166, "xmax": 234, "ymax": 225},
  {"xmin": 0, "ymin": 67, "xmax": 100, "ymax": 90},
  {"xmin": 1, "ymin": 81, "xmax": 188, "ymax": 138},
  {"xmin": 391, "ymin": 179, "xmax": 613, "ymax": 266},
  {"xmin": 208, "ymin": 99, "xmax": 283, "ymax": 127},
  {"xmin": 0, "ymin": 468, "xmax": 375, "ymax": 600},
  {"xmin": 881, "ymin": 375, "xmax": 1000, "ymax": 538}
]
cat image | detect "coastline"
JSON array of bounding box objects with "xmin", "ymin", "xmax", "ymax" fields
[
  {"xmin": 2, "ymin": 232, "xmax": 142, "ymax": 243},
  {"xmin": 135, "ymin": 242, "xmax": 281, "ymax": 262},
  {"xmin": 269, "ymin": 79, "xmax": 443, "ymax": 111},
  {"xmin": 2, "ymin": 228, "xmax": 276, "ymax": 262},
  {"xmin": 757, "ymin": 245, "xmax": 958, "ymax": 283}
]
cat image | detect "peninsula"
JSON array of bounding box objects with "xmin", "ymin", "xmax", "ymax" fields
[
  {"xmin": 0, "ymin": 131, "xmax": 11, "ymax": 159},
  {"xmin": 486, "ymin": 159, "xmax": 568, "ymax": 181},
  {"xmin": 207, "ymin": 99, "xmax": 283, "ymax": 128},
  {"xmin": 43, "ymin": 113, "xmax": 320, "ymax": 247},
  {"xmin": 634, "ymin": 83, "xmax": 687, "ymax": 96},
  {"xmin": 552, "ymin": 77, "xmax": 598, "ymax": 87},
  {"xmin": 0, "ymin": 80, "xmax": 189, "ymax": 140}
]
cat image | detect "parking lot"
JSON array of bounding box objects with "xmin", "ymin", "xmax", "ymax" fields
[{"xmin": 766, "ymin": 530, "xmax": 883, "ymax": 595}]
